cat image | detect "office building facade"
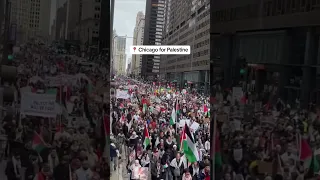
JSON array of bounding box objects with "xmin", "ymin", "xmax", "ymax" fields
[
  {"xmin": 98, "ymin": 0, "xmax": 111, "ymax": 55},
  {"xmin": 141, "ymin": 0, "xmax": 165, "ymax": 80},
  {"xmin": 210, "ymin": 0, "xmax": 320, "ymax": 107},
  {"xmin": 112, "ymin": 31, "xmax": 126, "ymax": 75},
  {"xmin": 161, "ymin": 0, "xmax": 210, "ymax": 92},
  {"xmin": 9, "ymin": 0, "xmax": 51, "ymax": 44},
  {"xmin": 54, "ymin": 0, "xmax": 101, "ymax": 54},
  {"xmin": 132, "ymin": 11, "xmax": 145, "ymax": 77}
]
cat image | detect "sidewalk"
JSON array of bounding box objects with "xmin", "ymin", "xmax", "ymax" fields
[{"xmin": 111, "ymin": 145, "xmax": 128, "ymax": 180}]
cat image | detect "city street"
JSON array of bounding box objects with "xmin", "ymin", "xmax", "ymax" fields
[{"xmin": 111, "ymin": 146, "xmax": 129, "ymax": 180}]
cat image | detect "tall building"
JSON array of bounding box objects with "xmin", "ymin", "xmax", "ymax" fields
[
  {"xmin": 9, "ymin": 0, "xmax": 51, "ymax": 44},
  {"xmin": 55, "ymin": 2, "xmax": 67, "ymax": 40},
  {"xmin": 161, "ymin": 0, "xmax": 209, "ymax": 92},
  {"xmin": 127, "ymin": 57, "xmax": 132, "ymax": 75},
  {"xmin": 54, "ymin": 0, "xmax": 100, "ymax": 54},
  {"xmin": 50, "ymin": 0, "xmax": 67, "ymax": 40},
  {"xmin": 98, "ymin": 0, "xmax": 111, "ymax": 55},
  {"xmin": 210, "ymin": 0, "xmax": 320, "ymax": 107},
  {"xmin": 77, "ymin": 0, "xmax": 100, "ymax": 53},
  {"xmin": 113, "ymin": 30, "xmax": 126, "ymax": 75},
  {"xmin": 0, "ymin": 0, "xmax": 5, "ymax": 35},
  {"xmin": 141, "ymin": 0, "xmax": 165, "ymax": 80},
  {"xmin": 131, "ymin": 11, "xmax": 145, "ymax": 77}
]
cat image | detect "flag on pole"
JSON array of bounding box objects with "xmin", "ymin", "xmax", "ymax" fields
[
  {"xmin": 170, "ymin": 105, "xmax": 177, "ymax": 125},
  {"xmin": 179, "ymin": 125, "xmax": 185, "ymax": 151},
  {"xmin": 310, "ymin": 153, "xmax": 320, "ymax": 175},
  {"xmin": 32, "ymin": 131, "xmax": 47, "ymax": 153},
  {"xmin": 203, "ymin": 104, "xmax": 208, "ymax": 116},
  {"xmin": 143, "ymin": 123, "xmax": 150, "ymax": 150},
  {"xmin": 143, "ymin": 103, "xmax": 147, "ymax": 114},
  {"xmin": 299, "ymin": 135, "xmax": 312, "ymax": 170},
  {"xmin": 181, "ymin": 124, "xmax": 199, "ymax": 163}
]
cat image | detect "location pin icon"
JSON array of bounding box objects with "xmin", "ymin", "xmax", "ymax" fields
[{"xmin": 133, "ymin": 47, "xmax": 136, "ymax": 52}]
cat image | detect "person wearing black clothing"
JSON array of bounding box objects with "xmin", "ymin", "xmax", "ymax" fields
[
  {"xmin": 5, "ymin": 153, "xmax": 21, "ymax": 180},
  {"xmin": 151, "ymin": 160, "xmax": 164, "ymax": 180},
  {"xmin": 53, "ymin": 155, "xmax": 70, "ymax": 180},
  {"xmin": 164, "ymin": 136, "xmax": 174, "ymax": 151},
  {"xmin": 3, "ymin": 119, "xmax": 16, "ymax": 157},
  {"xmin": 24, "ymin": 155, "xmax": 41, "ymax": 180}
]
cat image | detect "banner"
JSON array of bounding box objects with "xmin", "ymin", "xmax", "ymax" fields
[
  {"xmin": 21, "ymin": 92, "xmax": 59, "ymax": 117},
  {"xmin": 116, "ymin": 89, "xmax": 130, "ymax": 99}
]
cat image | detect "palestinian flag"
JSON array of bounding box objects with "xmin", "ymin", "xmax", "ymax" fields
[
  {"xmin": 32, "ymin": 131, "xmax": 47, "ymax": 153},
  {"xmin": 143, "ymin": 103, "xmax": 147, "ymax": 114},
  {"xmin": 182, "ymin": 124, "xmax": 199, "ymax": 163},
  {"xmin": 170, "ymin": 106, "xmax": 177, "ymax": 125},
  {"xmin": 203, "ymin": 104, "xmax": 208, "ymax": 116},
  {"xmin": 179, "ymin": 125, "xmax": 185, "ymax": 151},
  {"xmin": 143, "ymin": 123, "xmax": 150, "ymax": 150},
  {"xmin": 299, "ymin": 135, "xmax": 312, "ymax": 170}
]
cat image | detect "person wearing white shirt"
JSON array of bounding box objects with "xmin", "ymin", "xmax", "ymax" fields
[
  {"xmin": 204, "ymin": 140, "xmax": 210, "ymax": 152},
  {"xmin": 54, "ymin": 127, "xmax": 71, "ymax": 141},
  {"xmin": 75, "ymin": 161, "xmax": 93, "ymax": 180}
]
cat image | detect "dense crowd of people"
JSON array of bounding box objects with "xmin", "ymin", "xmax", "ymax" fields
[
  {"xmin": 2, "ymin": 42, "xmax": 110, "ymax": 180},
  {"xmin": 111, "ymin": 79, "xmax": 211, "ymax": 180},
  {"xmin": 4, "ymin": 42, "xmax": 320, "ymax": 180},
  {"xmin": 111, "ymin": 78, "xmax": 320, "ymax": 180}
]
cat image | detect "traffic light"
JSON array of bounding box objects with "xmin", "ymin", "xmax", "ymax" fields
[
  {"xmin": 236, "ymin": 57, "xmax": 247, "ymax": 82},
  {"xmin": 239, "ymin": 57, "xmax": 247, "ymax": 75},
  {"xmin": 7, "ymin": 55, "xmax": 13, "ymax": 61}
]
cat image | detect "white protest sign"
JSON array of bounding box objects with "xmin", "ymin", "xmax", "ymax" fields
[
  {"xmin": 116, "ymin": 89, "xmax": 130, "ymax": 99},
  {"xmin": 179, "ymin": 119, "xmax": 190, "ymax": 127},
  {"xmin": 190, "ymin": 122, "xmax": 200, "ymax": 132},
  {"xmin": 21, "ymin": 92, "xmax": 58, "ymax": 117}
]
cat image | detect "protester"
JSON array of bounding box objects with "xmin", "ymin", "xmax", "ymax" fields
[
  {"xmin": 111, "ymin": 78, "xmax": 211, "ymax": 180},
  {"xmin": 111, "ymin": 77, "xmax": 320, "ymax": 180},
  {"xmin": 3, "ymin": 43, "xmax": 110, "ymax": 180}
]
